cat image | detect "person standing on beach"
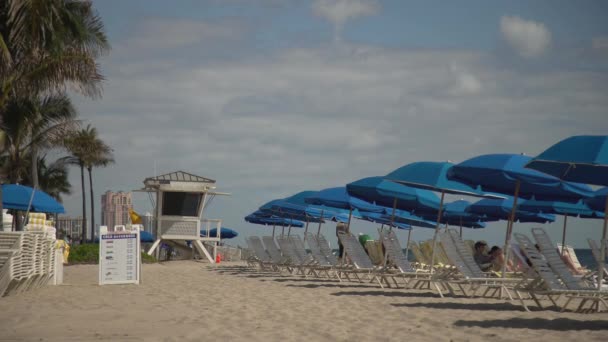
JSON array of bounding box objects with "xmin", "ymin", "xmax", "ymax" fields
[{"xmin": 336, "ymin": 222, "xmax": 348, "ymax": 259}]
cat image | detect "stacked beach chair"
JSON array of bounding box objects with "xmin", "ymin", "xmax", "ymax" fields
[{"xmin": 0, "ymin": 213, "xmax": 59, "ymax": 297}]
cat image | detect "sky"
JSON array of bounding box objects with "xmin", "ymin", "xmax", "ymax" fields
[{"xmin": 63, "ymin": 0, "xmax": 608, "ymax": 248}]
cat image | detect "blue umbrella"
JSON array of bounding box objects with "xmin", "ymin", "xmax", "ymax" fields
[
  {"xmin": 346, "ymin": 176, "xmax": 441, "ymax": 216},
  {"xmin": 200, "ymin": 227, "xmax": 238, "ymax": 239},
  {"xmin": 448, "ymin": 154, "xmax": 593, "ymax": 202},
  {"xmin": 525, "ymin": 135, "xmax": 608, "ymax": 186},
  {"xmin": 518, "ymin": 199, "xmax": 603, "ymax": 256},
  {"xmin": 359, "ymin": 212, "xmax": 412, "ymax": 230},
  {"xmin": 384, "ymin": 161, "xmax": 501, "ymax": 271},
  {"xmin": 245, "ymin": 212, "xmax": 304, "ymax": 237},
  {"xmin": 422, "ymin": 200, "xmax": 490, "ymax": 236},
  {"xmin": 587, "ymin": 187, "xmax": 608, "ymax": 212},
  {"xmin": 448, "ymin": 153, "xmax": 593, "ymax": 277},
  {"xmin": 2, "ymin": 184, "xmax": 65, "ymax": 213},
  {"xmin": 525, "ymin": 136, "xmax": 608, "ymax": 290},
  {"xmin": 305, "ymin": 187, "xmax": 386, "ymax": 213},
  {"xmin": 467, "ymin": 198, "xmax": 556, "ymax": 223}
]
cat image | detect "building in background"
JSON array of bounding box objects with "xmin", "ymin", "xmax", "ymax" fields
[
  {"xmin": 56, "ymin": 215, "xmax": 85, "ymax": 241},
  {"xmin": 101, "ymin": 191, "xmax": 132, "ymax": 230}
]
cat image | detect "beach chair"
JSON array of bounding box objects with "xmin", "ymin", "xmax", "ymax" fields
[
  {"xmin": 261, "ymin": 236, "xmax": 294, "ymax": 273},
  {"xmin": 408, "ymin": 241, "xmax": 431, "ymax": 270},
  {"xmin": 245, "ymin": 237, "xmax": 275, "ymax": 271},
  {"xmin": 337, "ymin": 232, "xmax": 393, "ymax": 288},
  {"xmin": 275, "ymin": 236, "xmax": 313, "ymax": 276},
  {"xmin": 316, "ymin": 234, "xmax": 339, "ymax": 266},
  {"xmin": 0, "ymin": 232, "xmax": 23, "ymax": 297},
  {"xmin": 587, "ymin": 239, "xmax": 608, "ymax": 284},
  {"xmin": 437, "ymin": 229, "xmax": 524, "ymax": 299},
  {"xmin": 513, "ymin": 233, "xmax": 608, "ymax": 313},
  {"xmin": 381, "ymin": 230, "xmax": 432, "ymax": 288},
  {"xmin": 532, "ymin": 228, "xmax": 590, "ymax": 289}
]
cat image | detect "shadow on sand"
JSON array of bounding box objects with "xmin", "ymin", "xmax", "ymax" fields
[
  {"xmin": 391, "ymin": 301, "xmax": 535, "ymax": 312},
  {"xmin": 331, "ymin": 290, "xmax": 442, "ymax": 299},
  {"xmin": 454, "ymin": 318, "xmax": 608, "ymax": 331}
]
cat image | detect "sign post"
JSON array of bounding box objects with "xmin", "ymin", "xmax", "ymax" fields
[{"xmin": 99, "ymin": 225, "xmax": 141, "ymax": 285}]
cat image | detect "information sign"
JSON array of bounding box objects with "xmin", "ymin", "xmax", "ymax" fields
[{"xmin": 99, "ymin": 225, "xmax": 141, "ymax": 285}]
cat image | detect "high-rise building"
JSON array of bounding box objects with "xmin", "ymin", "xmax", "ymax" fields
[{"xmin": 101, "ymin": 191, "xmax": 132, "ymax": 230}]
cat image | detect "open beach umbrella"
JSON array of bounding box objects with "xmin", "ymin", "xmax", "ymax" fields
[
  {"xmin": 425, "ymin": 200, "xmax": 490, "ymax": 236},
  {"xmin": 448, "ymin": 153, "xmax": 593, "ymax": 277},
  {"xmin": 1, "ymin": 184, "xmax": 65, "ymax": 213},
  {"xmin": 525, "ymin": 135, "xmax": 608, "ymax": 290},
  {"xmin": 519, "ymin": 199, "xmax": 604, "ymax": 256},
  {"xmin": 305, "ymin": 187, "xmax": 386, "ymax": 213},
  {"xmin": 359, "ymin": 212, "xmax": 412, "ymax": 230},
  {"xmin": 467, "ymin": 198, "xmax": 556, "ymax": 223},
  {"xmin": 200, "ymin": 227, "xmax": 238, "ymax": 239},
  {"xmin": 384, "ymin": 161, "xmax": 502, "ymax": 271},
  {"xmin": 245, "ymin": 212, "xmax": 304, "ymax": 237}
]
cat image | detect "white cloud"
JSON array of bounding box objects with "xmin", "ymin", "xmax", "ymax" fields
[
  {"xmin": 65, "ymin": 17, "xmax": 608, "ymax": 248},
  {"xmin": 312, "ymin": 0, "xmax": 379, "ymax": 42},
  {"xmin": 500, "ymin": 16, "xmax": 551, "ymax": 58}
]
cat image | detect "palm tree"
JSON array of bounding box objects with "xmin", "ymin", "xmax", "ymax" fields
[
  {"xmin": 0, "ymin": 93, "xmax": 77, "ymax": 230},
  {"xmin": 0, "ymin": 93, "xmax": 77, "ymax": 184},
  {"xmin": 0, "ymin": 0, "xmax": 110, "ymax": 110},
  {"xmin": 21, "ymin": 154, "xmax": 71, "ymax": 203},
  {"xmin": 65, "ymin": 125, "xmax": 113, "ymax": 242}
]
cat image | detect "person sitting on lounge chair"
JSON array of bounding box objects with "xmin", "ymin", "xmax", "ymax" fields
[
  {"xmin": 473, "ymin": 241, "xmax": 493, "ymax": 272},
  {"xmin": 489, "ymin": 245, "xmax": 513, "ymax": 272}
]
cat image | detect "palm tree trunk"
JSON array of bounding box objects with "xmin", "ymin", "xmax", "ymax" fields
[
  {"xmin": 31, "ymin": 146, "xmax": 39, "ymax": 189},
  {"xmin": 80, "ymin": 163, "xmax": 87, "ymax": 244},
  {"xmin": 88, "ymin": 166, "xmax": 95, "ymax": 242}
]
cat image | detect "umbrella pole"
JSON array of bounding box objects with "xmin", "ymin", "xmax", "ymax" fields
[
  {"xmin": 317, "ymin": 210, "xmax": 324, "ymax": 237},
  {"xmin": 346, "ymin": 208, "xmax": 353, "ymax": 233},
  {"xmin": 598, "ymin": 196, "xmax": 608, "ymax": 291},
  {"xmin": 459, "ymin": 217, "xmax": 463, "ymax": 238},
  {"xmin": 405, "ymin": 228, "xmax": 413, "ymax": 261},
  {"xmin": 272, "ymin": 224, "xmax": 276, "ymax": 238},
  {"xmin": 560, "ymin": 215, "xmax": 568, "ymax": 257},
  {"xmin": 303, "ymin": 221, "xmax": 309, "ymax": 241},
  {"xmin": 389, "ymin": 198, "xmax": 398, "ymax": 231},
  {"xmin": 281, "ymin": 226, "xmax": 285, "ymax": 237},
  {"xmin": 288, "ymin": 225, "xmax": 292, "ymax": 236},
  {"xmin": 502, "ymin": 180, "xmax": 521, "ymax": 279},
  {"xmin": 429, "ymin": 190, "xmax": 446, "ymax": 274}
]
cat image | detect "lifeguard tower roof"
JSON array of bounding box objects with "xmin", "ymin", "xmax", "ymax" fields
[{"xmin": 142, "ymin": 170, "xmax": 217, "ymax": 192}]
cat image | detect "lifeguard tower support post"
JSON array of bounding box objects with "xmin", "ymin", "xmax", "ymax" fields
[{"xmin": 137, "ymin": 171, "xmax": 229, "ymax": 263}]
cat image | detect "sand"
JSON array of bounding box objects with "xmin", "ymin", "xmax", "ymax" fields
[{"xmin": 0, "ymin": 261, "xmax": 607, "ymax": 341}]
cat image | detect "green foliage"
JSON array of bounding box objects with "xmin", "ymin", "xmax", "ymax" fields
[
  {"xmin": 68, "ymin": 243, "xmax": 157, "ymax": 264},
  {"xmin": 68, "ymin": 243, "xmax": 99, "ymax": 264}
]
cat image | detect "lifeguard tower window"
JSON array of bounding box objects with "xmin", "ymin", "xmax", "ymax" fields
[{"xmin": 162, "ymin": 192, "xmax": 202, "ymax": 216}]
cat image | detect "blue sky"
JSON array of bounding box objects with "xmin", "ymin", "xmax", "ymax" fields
[{"xmin": 64, "ymin": 0, "xmax": 608, "ymax": 248}]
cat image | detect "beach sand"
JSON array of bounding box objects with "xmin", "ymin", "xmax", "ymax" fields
[{"xmin": 0, "ymin": 261, "xmax": 607, "ymax": 341}]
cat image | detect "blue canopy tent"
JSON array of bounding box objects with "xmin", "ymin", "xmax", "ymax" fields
[
  {"xmin": 2, "ymin": 184, "xmax": 65, "ymax": 213},
  {"xmin": 200, "ymin": 227, "xmax": 238, "ymax": 239},
  {"xmin": 384, "ymin": 161, "xmax": 502, "ymax": 271},
  {"xmin": 448, "ymin": 153, "xmax": 593, "ymax": 277},
  {"xmin": 525, "ymin": 135, "xmax": 608, "ymax": 290}
]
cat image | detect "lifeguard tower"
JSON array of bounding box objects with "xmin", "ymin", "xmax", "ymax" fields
[{"xmin": 137, "ymin": 171, "xmax": 229, "ymax": 263}]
